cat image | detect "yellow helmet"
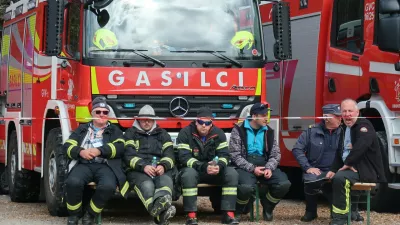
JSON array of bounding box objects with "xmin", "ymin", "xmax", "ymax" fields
[
  {"xmin": 230, "ymin": 31, "xmax": 254, "ymax": 50},
  {"xmin": 93, "ymin": 28, "xmax": 118, "ymax": 50}
]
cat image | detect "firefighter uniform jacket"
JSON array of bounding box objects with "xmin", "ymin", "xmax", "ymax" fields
[
  {"xmin": 330, "ymin": 118, "xmax": 387, "ymax": 183},
  {"xmin": 177, "ymin": 121, "xmax": 229, "ymax": 172},
  {"xmin": 123, "ymin": 124, "xmax": 175, "ymax": 172},
  {"xmin": 62, "ymin": 123, "xmax": 128, "ymax": 195}
]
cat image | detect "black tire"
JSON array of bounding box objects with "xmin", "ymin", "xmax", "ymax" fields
[
  {"xmin": 7, "ymin": 130, "xmax": 40, "ymax": 202},
  {"xmin": 369, "ymin": 131, "xmax": 400, "ymax": 212},
  {"xmin": 0, "ymin": 163, "xmax": 9, "ymax": 194},
  {"xmin": 43, "ymin": 127, "xmax": 68, "ymax": 216}
]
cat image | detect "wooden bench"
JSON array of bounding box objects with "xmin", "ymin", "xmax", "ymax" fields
[{"xmin": 348, "ymin": 182, "xmax": 376, "ymax": 225}]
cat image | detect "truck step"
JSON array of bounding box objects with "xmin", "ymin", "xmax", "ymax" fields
[
  {"xmin": 388, "ymin": 183, "xmax": 400, "ymax": 189},
  {"xmin": 389, "ymin": 163, "xmax": 400, "ymax": 167},
  {"xmin": 33, "ymin": 167, "xmax": 41, "ymax": 173}
]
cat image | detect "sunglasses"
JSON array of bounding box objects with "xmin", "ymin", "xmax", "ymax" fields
[
  {"xmin": 95, "ymin": 110, "xmax": 109, "ymax": 115},
  {"xmin": 197, "ymin": 119, "xmax": 212, "ymax": 126}
]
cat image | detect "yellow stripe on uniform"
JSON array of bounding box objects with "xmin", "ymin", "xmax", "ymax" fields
[
  {"xmin": 236, "ymin": 198, "xmax": 249, "ymax": 205},
  {"xmin": 67, "ymin": 145, "xmax": 74, "ymax": 159},
  {"xmin": 219, "ymin": 158, "xmax": 228, "ymax": 166},
  {"xmin": 107, "ymin": 143, "xmax": 116, "ymax": 158},
  {"xmin": 113, "ymin": 138, "xmax": 125, "ymax": 144},
  {"xmin": 266, "ymin": 192, "xmax": 280, "ymax": 203},
  {"xmin": 222, "ymin": 187, "xmax": 237, "ymax": 196},
  {"xmin": 216, "ymin": 141, "xmax": 228, "ymax": 150},
  {"xmin": 90, "ymin": 200, "xmax": 102, "ymax": 213},
  {"xmin": 134, "ymin": 186, "xmax": 152, "ymax": 209},
  {"xmin": 155, "ymin": 186, "xmax": 172, "ymax": 195},
  {"xmin": 120, "ymin": 181, "xmax": 129, "ymax": 197},
  {"xmin": 67, "ymin": 202, "xmax": 82, "ymax": 211},
  {"xmin": 130, "ymin": 157, "xmax": 141, "ymax": 169},
  {"xmin": 332, "ymin": 179, "xmax": 351, "ymax": 214},
  {"xmin": 187, "ymin": 158, "xmax": 198, "ymax": 168},
  {"xmin": 162, "ymin": 142, "xmax": 173, "ymax": 151},
  {"xmin": 65, "ymin": 139, "xmax": 78, "ymax": 146},
  {"xmin": 160, "ymin": 157, "xmax": 174, "ymax": 168},
  {"xmin": 182, "ymin": 188, "xmax": 198, "ymax": 196},
  {"xmin": 178, "ymin": 143, "xmax": 191, "ymax": 151}
]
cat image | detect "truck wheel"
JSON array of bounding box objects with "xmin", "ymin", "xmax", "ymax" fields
[
  {"xmin": 7, "ymin": 130, "xmax": 40, "ymax": 202},
  {"xmin": 0, "ymin": 163, "xmax": 9, "ymax": 194},
  {"xmin": 43, "ymin": 127, "xmax": 68, "ymax": 216},
  {"xmin": 370, "ymin": 131, "xmax": 400, "ymax": 212}
]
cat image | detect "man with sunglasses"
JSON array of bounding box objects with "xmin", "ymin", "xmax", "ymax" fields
[
  {"xmin": 63, "ymin": 97, "xmax": 128, "ymax": 225},
  {"xmin": 230, "ymin": 102, "xmax": 291, "ymax": 221},
  {"xmin": 123, "ymin": 105, "xmax": 176, "ymax": 225},
  {"xmin": 177, "ymin": 107, "xmax": 239, "ymax": 225}
]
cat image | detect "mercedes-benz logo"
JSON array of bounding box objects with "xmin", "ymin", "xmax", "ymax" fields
[{"xmin": 169, "ymin": 97, "xmax": 189, "ymax": 117}]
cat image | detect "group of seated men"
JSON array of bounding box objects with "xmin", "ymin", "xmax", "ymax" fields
[{"xmin": 63, "ymin": 97, "xmax": 386, "ymax": 225}]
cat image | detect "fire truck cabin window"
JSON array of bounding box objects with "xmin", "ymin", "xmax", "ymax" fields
[
  {"xmin": 335, "ymin": 0, "xmax": 363, "ymax": 53},
  {"xmin": 66, "ymin": 2, "xmax": 81, "ymax": 56}
]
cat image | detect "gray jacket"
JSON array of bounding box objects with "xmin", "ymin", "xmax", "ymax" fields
[
  {"xmin": 229, "ymin": 122, "xmax": 281, "ymax": 173},
  {"xmin": 291, "ymin": 122, "xmax": 341, "ymax": 172}
]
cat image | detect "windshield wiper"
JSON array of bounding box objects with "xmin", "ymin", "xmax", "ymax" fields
[
  {"xmin": 170, "ymin": 50, "xmax": 243, "ymax": 68},
  {"xmin": 90, "ymin": 49, "xmax": 166, "ymax": 67}
]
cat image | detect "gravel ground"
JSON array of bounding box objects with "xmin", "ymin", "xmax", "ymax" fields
[{"xmin": 0, "ymin": 195, "xmax": 399, "ymax": 225}]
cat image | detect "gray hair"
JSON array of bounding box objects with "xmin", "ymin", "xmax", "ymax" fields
[{"xmin": 341, "ymin": 98, "xmax": 358, "ymax": 110}]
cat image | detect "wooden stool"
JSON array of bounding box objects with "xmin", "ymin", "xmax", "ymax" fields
[{"xmin": 348, "ymin": 182, "xmax": 376, "ymax": 225}]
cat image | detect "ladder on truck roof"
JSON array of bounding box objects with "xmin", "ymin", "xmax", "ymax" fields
[{"xmin": 4, "ymin": 0, "xmax": 39, "ymax": 21}]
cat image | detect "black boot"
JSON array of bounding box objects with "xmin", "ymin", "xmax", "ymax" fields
[
  {"xmin": 300, "ymin": 211, "xmax": 318, "ymax": 222},
  {"xmin": 82, "ymin": 211, "xmax": 96, "ymax": 225},
  {"xmin": 351, "ymin": 202, "xmax": 364, "ymax": 221},
  {"xmin": 262, "ymin": 202, "xmax": 276, "ymax": 221},
  {"xmin": 154, "ymin": 205, "xmax": 176, "ymax": 225},
  {"xmin": 221, "ymin": 212, "xmax": 239, "ymax": 224},
  {"xmin": 67, "ymin": 215, "xmax": 79, "ymax": 225},
  {"xmin": 185, "ymin": 218, "xmax": 198, "ymax": 225}
]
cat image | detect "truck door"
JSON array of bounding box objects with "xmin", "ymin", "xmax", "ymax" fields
[{"xmin": 325, "ymin": 0, "xmax": 364, "ymax": 103}]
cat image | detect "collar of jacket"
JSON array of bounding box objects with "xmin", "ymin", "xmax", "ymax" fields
[
  {"xmin": 82, "ymin": 122, "xmax": 113, "ymax": 134},
  {"xmin": 131, "ymin": 123, "xmax": 162, "ymax": 135},
  {"xmin": 243, "ymin": 118, "xmax": 268, "ymax": 132}
]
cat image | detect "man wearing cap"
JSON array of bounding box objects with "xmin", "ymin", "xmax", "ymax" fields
[
  {"xmin": 291, "ymin": 104, "xmax": 366, "ymax": 222},
  {"xmin": 230, "ymin": 102, "xmax": 291, "ymax": 221},
  {"xmin": 177, "ymin": 107, "xmax": 239, "ymax": 225},
  {"xmin": 123, "ymin": 105, "xmax": 176, "ymax": 225},
  {"xmin": 326, "ymin": 99, "xmax": 386, "ymax": 225},
  {"xmin": 63, "ymin": 96, "xmax": 128, "ymax": 225}
]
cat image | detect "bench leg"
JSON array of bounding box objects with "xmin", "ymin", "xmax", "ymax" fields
[
  {"xmin": 255, "ymin": 185, "xmax": 259, "ymax": 222},
  {"xmin": 347, "ymin": 198, "xmax": 351, "ymax": 225},
  {"xmin": 367, "ymin": 190, "xmax": 371, "ymax": 225},
  {"xmin": 250, "ymin": 203, "xmax": 254, "ymax": 222},
  {"xmin": 96, "ymin": 213, "xmax": 102, "ymax": 225}
]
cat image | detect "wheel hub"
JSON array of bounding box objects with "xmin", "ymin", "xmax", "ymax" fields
[
  {"xmin": 48, "ymin": 151, "xmax": 57, "ymax": 195},
  {"xmin": 10, "ymin": 153, "xmax": 16, "ymax": 185}
]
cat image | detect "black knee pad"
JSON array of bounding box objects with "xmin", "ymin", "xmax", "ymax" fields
[{"xmin": 238, "ymin": 184, "xmax": 254, "ymax": 197}]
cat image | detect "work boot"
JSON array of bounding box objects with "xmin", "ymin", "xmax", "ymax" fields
[
  {"xmin": 154, "ymin": 205, "xmax": 176, "ymax": 225},
  {"xmin": 185, "ymin": 218, "xmax": 198, "ymax": 225},
  {"xmin": 221, "ymin": 212, "xmax": 239, "ymax": 224},
  {"xmin": 351, "ymin": 210, "xmax": 364, "ymax": 221},
  {"xmin": 329, "ymin": 219, "xmax": 347, "ymax": 225},
  {"xmin": 150, "ymin": 195, "xmax": 172, "ymax": 217},
  {"xmin": 67, "ymin": 215, "xmax": 79, "ymax": 225},
  {"xmin": 262, "ymin": 201, "xmax": 277, "ymax": 221},
  {"xmin": 300, "ymin": 211, "xmax": 318, "ymax": 222},
  {"xmin": 82, "ymin": 211, "xmax": 96, "ymax": 225}
]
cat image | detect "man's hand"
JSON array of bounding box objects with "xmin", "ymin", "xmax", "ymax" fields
[
  {"xmin": 79, "ymin": 149, "xmax": 93, "ymax": 160},
  {"xmin": 254, "ymin": 167, "xmax": 265, "ymax": 177},
  {"xmin": 306, "ymin": 168, "xmax": 321, "ymax": 175},
  {"xmin": 326, "ymin": 171, "xmax": 335, "ymax": 179},
  {"xmin": 207, "ymin": 165, "xmax": 219, "ymax": 175},
  {"xmin": 88, "ymin": 148, "xmax": 101, "ymax": 157},
  {"xmin": 339, "ymin": 165, "xmax": 358, "ymax": 173},
  {"xmin": 156, "ymin": 165, "xmax": 165, "ymax": 176},
  {"xmin": 144, "ymin": 165, "xmax": 156, "ymax": 177},
  {"xmin": 264, "ymin": 169, "xmax": 272, "ymax": 179}
]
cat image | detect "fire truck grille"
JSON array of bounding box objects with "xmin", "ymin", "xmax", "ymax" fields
[{"xmin": 99, "ymin": 95, "xmax": 261, "ymax": 119}]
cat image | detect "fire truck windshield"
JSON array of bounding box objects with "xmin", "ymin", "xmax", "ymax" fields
[{"xmin": 84, "ymin": 0, "xmax": 263, "ymax": 61}]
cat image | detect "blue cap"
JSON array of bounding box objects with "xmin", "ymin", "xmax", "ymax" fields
[
  {"xmin": 322, "ymin": 104, "xmax": 341, "ymax": 116},
  {"xmin": 250, "ymin": 102, "xmax": 271, "ymax": 115}
]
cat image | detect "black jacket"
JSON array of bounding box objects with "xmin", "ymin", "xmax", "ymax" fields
[
  {"xmin": 330, "ymin": 118, "xmax": 387, "ymax": 183},
  {"xmin": 63, "ymin": 123, "xmax": 129, "ymax": 196},
  {"xmin": 177, "ymin": 121, "xmax": 229, "ymax": 172},
  {"xmin": 123, "ymin": 123, "xmax": 175, "ymax": 173}
]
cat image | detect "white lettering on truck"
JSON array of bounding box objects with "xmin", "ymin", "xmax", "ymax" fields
[{"xmin": 108, "ymin": 70, "xmax": 125, "ymax": 86}]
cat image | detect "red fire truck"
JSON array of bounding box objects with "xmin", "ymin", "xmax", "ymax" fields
[
  {"xmin": 260, "ymin": 0, "xmax": 400, "ymax": 211},
  {"xmin": 0, "ymin": 0, "xmax": 291, "ymax": 216}
]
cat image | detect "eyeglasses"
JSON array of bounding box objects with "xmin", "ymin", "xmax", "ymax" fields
[
  {"xmin": 95, "ymin": 110, "xmax": 109, "ymax": 115},
  {"xmin": 197, "ymin": 119, "xmax": 212, "ymax": 126}
]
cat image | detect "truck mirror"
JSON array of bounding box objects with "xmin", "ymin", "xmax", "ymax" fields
[
  {"xmin": 45, "ymin": 0, "xmax": 64, "ymax": 56},
  {"xmin": 377, "ymin": 1, "xmax": 400, "ymax": 53},
  {"xmin": 272, "ymin": 2, "xmax": 292, "ymax": 60}
]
